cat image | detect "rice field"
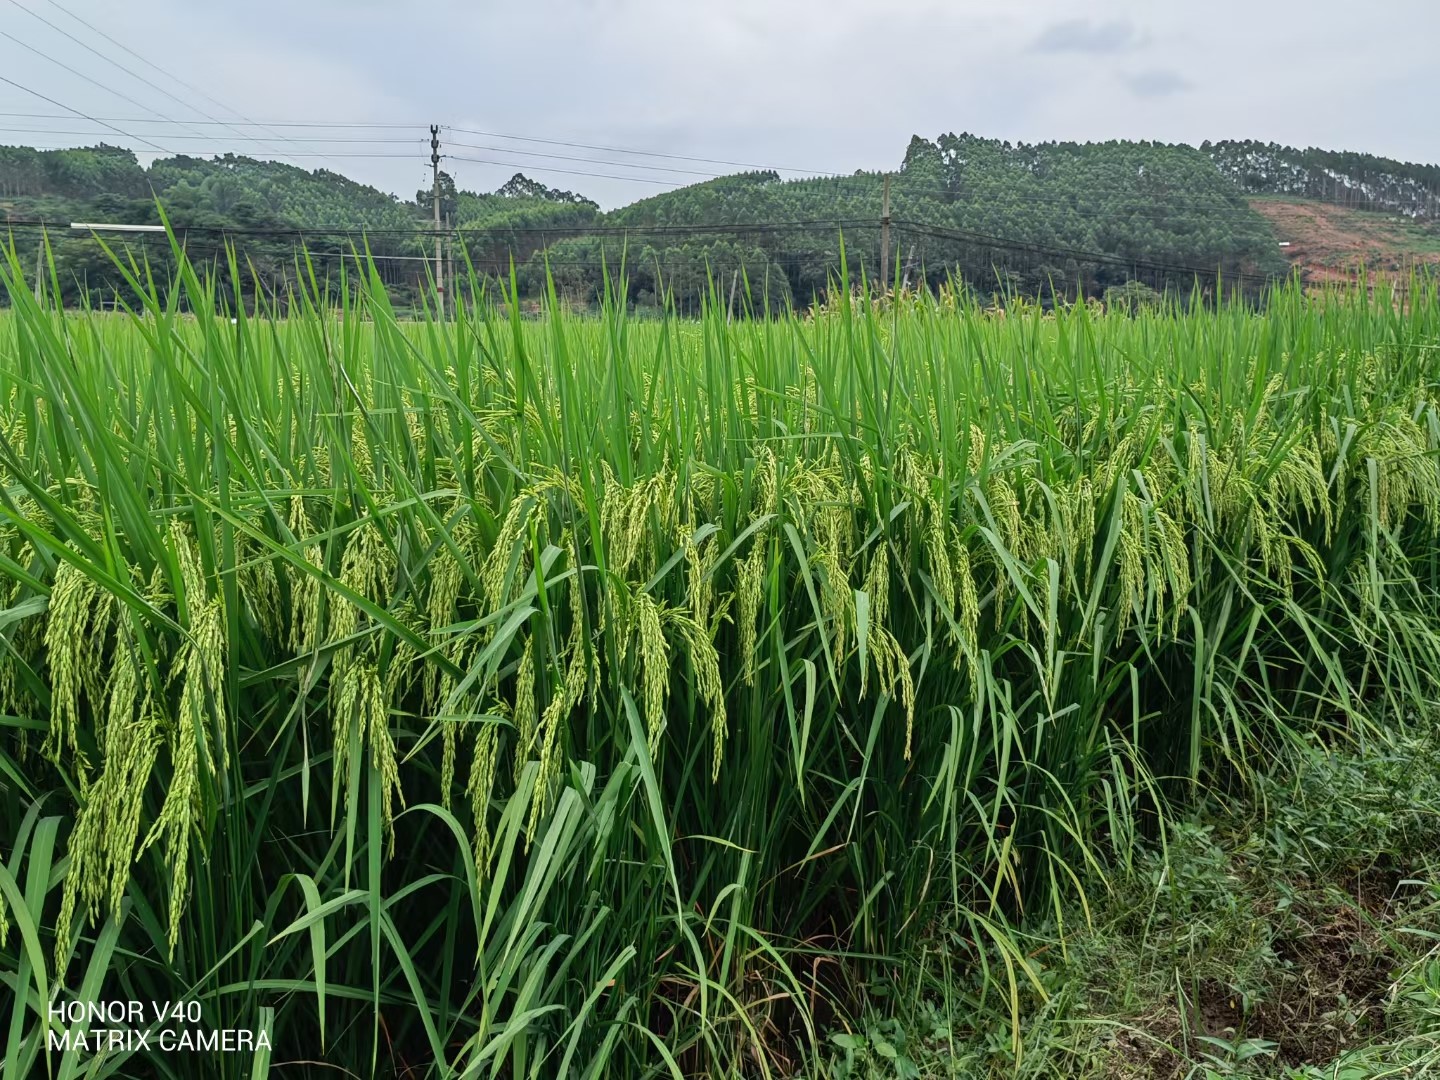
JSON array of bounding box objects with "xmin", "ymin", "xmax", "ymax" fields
[{"xmin": 1, "ymin": 244, "xmax": 1439, "ymax": 1078}]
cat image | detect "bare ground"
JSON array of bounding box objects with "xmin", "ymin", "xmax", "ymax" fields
[{"xmin": 1250, "ymin": 197, "xmax": 1440, "ymax": 287}]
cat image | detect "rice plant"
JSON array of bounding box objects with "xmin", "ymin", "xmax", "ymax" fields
[{"xmin": 1, "ymin": 233, "xmax": 1438, "ymax": 1078}]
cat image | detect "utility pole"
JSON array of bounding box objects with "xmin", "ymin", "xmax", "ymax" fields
[
  {"xmin": 430, "ymin": 124, "xmax": 444, "ymax": 318},
  {"xmin": 880, "ymin": 173, "xmax": 891, "ymax": 291},
  {"xmin": 447, "ymin": 210, "xmax": 456, "ymax": 313}
]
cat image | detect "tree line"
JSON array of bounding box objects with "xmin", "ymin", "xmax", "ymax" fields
[
  {"xmin": 1205, "ymin": 139, "xmax": 1440, "ymax": 219},
  {"xmin": 7, "ymin": 132, "xmax": 1408, "ymax": 312}
]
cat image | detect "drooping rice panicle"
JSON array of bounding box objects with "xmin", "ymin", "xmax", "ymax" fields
[{"xmin": 1, "ymin": 239, "xmax": 1437, "ymax": 1077}]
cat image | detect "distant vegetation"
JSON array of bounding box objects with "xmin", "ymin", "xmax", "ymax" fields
[
  {"xmin": 1206, "ymin": 139, "xmax": 1440, "ymax": 219},
  {"xmin": 0, "ymin": 144, "xmax": 553, "ymax": 307},
  {"xmin": 494, "ymin": 134, "xmax": 1289, "ymax": 308},
  {"xmin": 1, "ymin": 133, "xmax": 1434, "ymax": 311}
]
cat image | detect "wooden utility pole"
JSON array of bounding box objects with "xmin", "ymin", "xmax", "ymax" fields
[
  {"xmin": 430, "ymin": 124, "xmax": 444, "ymax": 318},
  {"xmin": 880, "ymin": 173, "xmax": 892, "ymax": 290}
]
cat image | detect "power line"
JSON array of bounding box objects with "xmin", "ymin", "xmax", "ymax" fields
[
  {"xmin": 445, "ymin": 140, "xmax": 737, "ymax": 180},
  {"xmin": 5, "ymin": 0, "xmax": 219, "ymax": 145},
  {"xmin": 32, "ymin": 0, "xmax": 350, "ymax": 168},
  {"xmin": 0, "ymin": 212, "xmax": 1271, "ymax": 271},
  {"xmin": 892, "ymin": 219, "xmax": 1282, "ymax": 286},
  {"xmin": 445, "ymin": 126, "xmax": 836, "ymax": 176},
  {"xmin": 0, "ymin": 216, "xmax": 876, "ymax": 238},
  {"xmin": 0, "ymin": 144, "xmax": 1409, "ymax": 275},
  {"xmin": 0, "ymin": 29, "xmax": 183, "ymax": 153},
  {"xmin": 0, "ymin": 212, "xmax": 1343, "ymax": 290},
  {"xmin": 2, "ymin": 146, "xmax": 433, "ymax": 159},
  {"xmin": 306, "ymin": 251, "xmax": 442, "ymax": 262},
  {"xmin": 460, "ymin": 218, "xmax": 878, "ymax": 236},
  {"xmin": 0, "ymin": 112, "xmax": 427, "ymax": 129},
  {"xmin": 1, "ymin": 103, "xmax": 1432, "ymax": 217},
  {"xmin": 5, "ymin": 212, "xmax": 1410, "ymax": 295},
  {"xmin": 0, "ymin": 72, "xmax": 172, "ymax": 154},
  {"xmin": 3, "ymin": 124, "xmax": 1262, "ymax": 213},
  {"xmin": 0, "ymin": 127, "xmax": 426, "ymax": 145},
  {"xmin": 0, "ymin": 109, "xmax": 1426, "ymax": 220},
  {"xmin": 445, "ymin": 153, "xmax": 689, "ymax": 187}
]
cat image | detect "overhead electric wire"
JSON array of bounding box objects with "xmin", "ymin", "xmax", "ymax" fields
[
  {"xmin": 32, "ymin": 0, "xmax": 351, "ymax": 168},
  {"xmin": 0, "ymin": 212, "xmax": 1285, "ymax": 284},
  {"xmin": 0, "ymin": 29, "xmax": 183, "ymax": 153},
  {"xmin": 892, "ymin": 218, "xmax": 1283, "ymax": 285},
  {"xmin": 0, "ymin": 106, "xmax": 1429, "ymax": 216},
  {"xmin": 445, "ymin": 153, "xmax": 689, "ymax": 187},
  {"xmin": 0, "ymin": 112, "xmax": 428, "ymax": 129},
  {"xmin": 7, "ymin": 212, "xmax": 1398, "ymax": 293},
  {"xmin": 444, "ymin": 126, "xmax": 836, "ymax": 176},
  {"xmin": 444, "ymin": 140, "xmax": 739, "ymax": 180},
  {"xmin": 0, "ymin": 72, "xmax": 173, "ymax": 154},
  {"xmin": 0, "ymin": 110, "xmax": 851, "ymax": 182},
  {"xmin": 0, "ymin": 127, "xmax": 427, "ymax": 145},
  {"xmin": 0, "ymin": 216, "xmax": 876, "ymax": 238},
  {"xmin": 459, "ymin": 218, "xmax": 879, "ymax": 236},
  {"xmin": 5, "ymin": 0, "xmax": 220, "ymax": 145},
  {"xmin": 0, "ymin": 199, "xmax": 1356, "ymax": 288},
  {"xmin": 1, "ymin": 107, "xmax": 1424, "ymax": 218},
  {"xmin": 0, "ymin": 213, "xmax": 1293, "ymax": 285},
  {"xmin": 302, "ymin": 251, "xmax": 443, "ymax": 262},
  {"xmin": 0, "ymin": 32, "xmax": 185, "ymax": 154},
  {"xmin": 3, "ymin": 145, "xmax": 435, "ymax": 158},
  {"xmin": 0, "ymin": 120, "xmax": 1288, "ymax": 213}
]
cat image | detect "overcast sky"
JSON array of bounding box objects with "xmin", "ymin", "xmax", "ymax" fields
[{"xmin": 1, "ymin": 0, "xmax": 1435, "ymax": 209}]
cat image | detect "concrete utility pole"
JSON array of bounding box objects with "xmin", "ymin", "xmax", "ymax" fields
[
  {"xmin": 447, "ymin": 210, "xmax": 455, "ymax": 313},
  {"xmin": 880, "ymin": 173, "xmax": 892, "ymax": 290},
  {"xmin": 430, "ymin": 124, "xmax": 444, "ymax": 318}
]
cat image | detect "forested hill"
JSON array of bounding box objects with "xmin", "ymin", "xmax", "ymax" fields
[
  {"xmin": 0, "ymin": 145, "xmax": 428, "ymax": 302},
  {"xmin": 1205, "ymin": 140, "xmax": 1440, "ymax": 218},
  {"xmin": 1, "ymin": 133, "xmax": 1428, "ymax": 309},
  {"xmin": 0, "ymin": 144, "xmax": 591, "ymax": 305},
  {"xmin": 567, "ymin": 134, "xmax": 1288, "ymax": 308},
  {"xmin": 0, "ymin": 144, "xmax": 419, "ymax": 230}
]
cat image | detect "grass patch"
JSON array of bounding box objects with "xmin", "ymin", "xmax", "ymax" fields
[{"xmin": 822, "ymin": 719, "xmax": 1440, "ymax": 1078}]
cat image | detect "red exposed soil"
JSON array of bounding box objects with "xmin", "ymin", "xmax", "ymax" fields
[{"xmin": 1250, "ymin": 197, "xmax": 1440, "ymax": 288}]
